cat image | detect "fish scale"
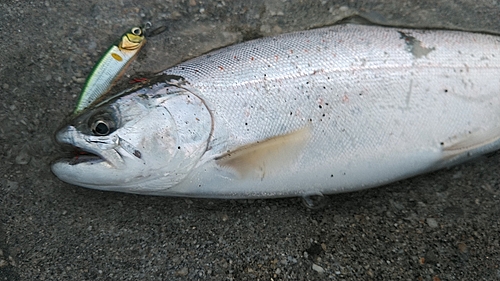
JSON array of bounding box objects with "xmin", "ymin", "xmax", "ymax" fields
[{"xmin": 52, "ymin": 24, "xmax": 500, "ymax": 198}]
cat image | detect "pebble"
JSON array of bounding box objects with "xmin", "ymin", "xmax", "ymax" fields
[
  {"xmin": 6, "ymin": 180, "xmax": 18, "ymax": 190},
  {"xmin": 452, "ymin": 171, "xmax": 462, "ymax": 179},
  {"xmin": 15, "ymin": 150, "xmax": 31, "ymax": 165},
  {"xmin": 0, "ymin": 259, "xmax": 6, "ymax": 268},
  {"xmin": 72, "ymin": 76, "xmax": 86, "ymax": 83},
  {"xmin": 88, "ymin": 41, "xmax": 97, "ymax": 50},
  {"xmin": 175, "ymin": 267, "xmax": 189, "ymax": 276},
  {"xmin": 426, "ymin": 218, "xmax": 438, "ymax": 228},
  {"xmin": 457, "ymin": 242, "xmax": 468, "ymax": 253},
  {"xmin": 45, "ymin": 74, "xmax": 52, "ymax": 81},
  {"xmin": 2, "ymin": 83, "xmax": 8, "ymax": 90},
  {"xmin": 260, "ymin": 24, "xmax": 271, "ymax": 34},
  {"xmin": 312, "ymin": 263, "xmax": 325, "ymax": 273}
]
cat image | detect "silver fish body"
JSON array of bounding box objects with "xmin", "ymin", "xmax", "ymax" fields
[{"xmin": 52, "ymin": 24, "xmax": 500, "ymax": 198}]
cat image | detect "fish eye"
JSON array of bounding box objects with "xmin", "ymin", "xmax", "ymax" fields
[
  {"xmin": 91, "ymin": 120, "xmax": 113, "ymax": 136},
  {"xmin": 131, "ymin": 27, "xmax": 142, "ymax": 36}
]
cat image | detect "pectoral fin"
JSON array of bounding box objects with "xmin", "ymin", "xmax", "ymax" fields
[{"xmin": 215, "ymin": 127, "xmax": 311, "ymax": 180}]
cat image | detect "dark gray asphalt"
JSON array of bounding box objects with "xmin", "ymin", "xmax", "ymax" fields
[{"xmin": 1, "ymin": 1, "xmax": 499, "ymax": 280}]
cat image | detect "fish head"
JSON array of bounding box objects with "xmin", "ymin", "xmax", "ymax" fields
[{"xmin": 51, "ymin": 84, "xmax": 212, "ymax": 194}]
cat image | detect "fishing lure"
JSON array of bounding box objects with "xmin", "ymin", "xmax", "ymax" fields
[{"xmin": 74, "ymin": 26, "xmax": 146, "ymax": 114}]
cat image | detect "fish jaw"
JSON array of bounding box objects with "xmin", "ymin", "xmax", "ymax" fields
[{"xmin": 51, "ymin": 125, "xmax": 130, "ymax": 188}]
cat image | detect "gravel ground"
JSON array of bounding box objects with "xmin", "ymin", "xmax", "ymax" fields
[{"xmin": 1, "ymin": 0, "xmax": 500, "ymax": 280}]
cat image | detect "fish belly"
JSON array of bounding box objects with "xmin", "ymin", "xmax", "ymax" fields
[{"xmin": 162, "ymin": 24, "xmax": 500, "ymax": 198}]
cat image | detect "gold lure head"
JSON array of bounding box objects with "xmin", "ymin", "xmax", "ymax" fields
[{"xmin": 119, "ymin": 27, "xmax": 146, "ymax": 51}]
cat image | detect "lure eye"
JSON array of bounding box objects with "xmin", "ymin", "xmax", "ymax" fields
[
  {"xmin": 131, "ymin": 27, "xmax": 142, "ymax": 36},
  {"xmin": 92, "ymin": 120, "xmax": 113, "ymax": 136}
]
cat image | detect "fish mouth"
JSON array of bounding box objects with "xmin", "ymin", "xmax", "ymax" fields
[
  {"xmin": 60, "ymin": 145, "xmax": 105, "ymax": 165},
  {"xmin": 54, "ymin": 126, "xmax": 111, "ymax": 166}
]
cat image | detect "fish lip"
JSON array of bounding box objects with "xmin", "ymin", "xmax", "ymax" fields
[
  {"xmin": 54, "ymin": 126, "xmax": 111, "ymax": 166},
  {"xmin": 55, "ymin": 143, "xmax": 107, "ymax": 166}
]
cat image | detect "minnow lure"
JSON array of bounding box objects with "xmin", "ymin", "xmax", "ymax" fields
[{"xmin": 74, "ymin": 26, "xmax": 146, "ymax": 114}]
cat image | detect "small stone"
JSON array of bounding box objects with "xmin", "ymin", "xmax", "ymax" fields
[
  {"xmin": 260, "ymin": 24, "xmax": 271, "ymax": 34},
  {"xmin": 15, "ymin": 150, "xmax": 31, "ymax": 165},
  {"xmin": 72, "ymin": 76, "xmax": 86, "ymax": 83},
  {"xmin": 452, "ymin": 171, "xmax": 462, "ymax": 179},
  {"xmin": 176, "ymin": 267, "xmax": 189, "ymax": 276},
  {"xmin": 275, "ymin": 268, "xmax": 281, "ymax": 274},
  {"xmin": 2, "ymin": 83, "xmax": 8, "ymax": 90},
  {"xmin": 45, "ymin": 74, "xmax": 52, "ymax": 81},
  {"xmin": 170, "ymin": 11, "xmax": 182, "ymax": 20},
  {"xmin": 0, "ymin": 249, "xmax": 3, "ymax": 257},
  {"xmin": 339, "ymin": 6, "xmax": 349, "ymax": 12},
  {"xmin": 272, "ymin": 25, "xmax": 282, "ymax": 34},
  {"xmin": 426, "ymin": 218, "xmax": 438, "ymax": 228},
  {"xmin": 312, "ymin": 263, "xmax": 325, "ymax": 273},
  {"xmin": 88, "ymin": 41, "xmax": 97, "ymax": 50},
  {"xmin": 457, "ymin": 242, "xmax": 467, "ymax": 253},
  {"xmin": 6, "ymin": 180, "xmax": 18, "ymax": 190},
  {"xmin": 425, "ymin": 250, "xmax": 438, "ymax": 264},
  {"xmin": 0, "ymin": 259, "xmax": 6, "ymax": 268}
]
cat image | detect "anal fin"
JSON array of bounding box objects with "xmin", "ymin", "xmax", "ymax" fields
[
  {"xmin": 442, "ymin": 127, "xmax": 500, "ymax": 160},
  {"xmin": 215, "ymin": 127, "xmax": 311, "ymax": 180}
]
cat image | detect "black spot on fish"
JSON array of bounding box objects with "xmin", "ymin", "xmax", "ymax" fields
[{"xmin": 133, "ymin": 150, "xmax": 142, "ymax": 159}]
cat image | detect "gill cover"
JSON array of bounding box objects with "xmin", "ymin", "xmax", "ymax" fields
[{"xmin": 52, "ymin": 84, "xmax": 212, "ymax": 193}]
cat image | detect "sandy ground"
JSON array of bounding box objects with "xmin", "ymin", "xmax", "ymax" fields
[{"xmin": 1, "ymin": 0, "xmax": 500, "ymax": 280}]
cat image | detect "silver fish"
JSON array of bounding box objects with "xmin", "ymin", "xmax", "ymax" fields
[{"xmin": 52, "ymin": 24, "xmax": 500, "ymax": 198}]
